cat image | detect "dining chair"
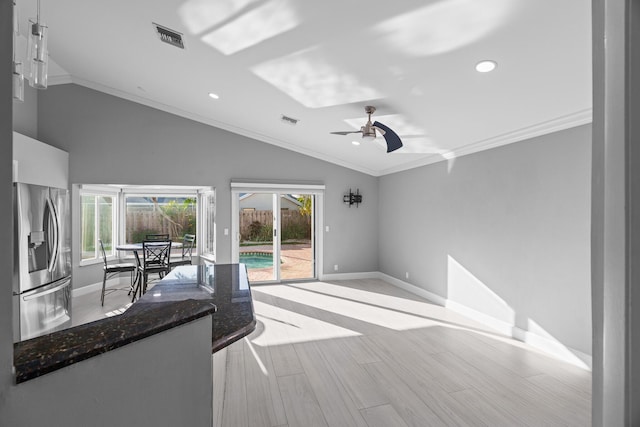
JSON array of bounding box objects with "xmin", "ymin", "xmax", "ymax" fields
[
  {"xmin": 134, "ymin": 240, "xmax": 172, "ymax": 298},
  {"xmin": 99, "ymin": 239, "xmax": 137, "ymax": 306},
  {"xmin": 145, "ymin": 233, "xmax": 170, "ymax": 241},
  {"xmin": 169, "ymin": 234, "xmax": 196, "ymax": 270}
]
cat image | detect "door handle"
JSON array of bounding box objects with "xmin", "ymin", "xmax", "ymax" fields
[
  {"xmin": 46, "ymin": 197, "xmax": 60, "ymax": 273},
  {"xmin": 23, "ymin": 279, "xmax": 70, "ymax": 301}
]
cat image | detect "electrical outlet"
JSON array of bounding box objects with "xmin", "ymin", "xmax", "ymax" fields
[
  {"xmin": 224, "ymin": 228, "xmax": 229, "ymax": 236},
  {"xmin": 405, "ymin": 272, "xmax": 409, "ymax": 280},
  {"xmin": 334, "ymin": 264, "xmax": 339, "ymax": 271},
  {"xmin": 326, "ymin": 226, "xmax": 330, "ymax": 232}
]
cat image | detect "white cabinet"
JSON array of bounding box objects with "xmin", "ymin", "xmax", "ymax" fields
[{"xmin": 13, "ymin": 132, "xmax": 69, "ymax": 189}]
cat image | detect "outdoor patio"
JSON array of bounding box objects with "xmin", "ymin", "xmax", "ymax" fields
[{"xmin": 240, "ymin": 241, "xmax": 313, "ymax": 282}]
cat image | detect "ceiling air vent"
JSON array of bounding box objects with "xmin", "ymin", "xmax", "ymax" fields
[
  {"xmin": 153, "ymin": 23, "xmax": 185, "ymax": 49},
  {"xmin": 281, "ymin": 115, "xmax": 299, "ymax": 126}
]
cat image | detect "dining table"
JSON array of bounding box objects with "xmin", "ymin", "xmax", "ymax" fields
[{"xmin": 115, "ymin": 241, "xmax": 183, "ymax": 301}]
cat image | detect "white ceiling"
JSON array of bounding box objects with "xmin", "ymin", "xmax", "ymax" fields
[{"xmin": 16, "ymin": 0, "xmax": 592, "ymax": 176}]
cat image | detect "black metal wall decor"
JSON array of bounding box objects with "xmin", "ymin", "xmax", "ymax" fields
[{"xmin": 343, "ymin": 188, "xmax": 362, "ymax": 207}]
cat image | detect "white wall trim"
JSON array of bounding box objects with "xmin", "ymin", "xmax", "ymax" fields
[
  {"xmin": 376, "ymin": 272, "xmax": 447, "ymax": 306},
  {"xmin": 511, "ymin": 326, "xmax": 593, "ymax": 370},
  {"xmin": 376, "ymin": 273, "xmax": 593, "ymax": 370},
  {"xmin": 379, "ymin": 108, "xmax": 594, "ymax": 176},
  {"xmin": 59, "ymin": 77, "xmax": 381, "ymax": 177},
  {"xmin": 319, "ymin": 271, "xmax": 380, "ymax": 281},
  {"xmin": 48, "ymin": 74, "xmax": 73, "ymax": 86},
  {"xmin": 76, "ymin": 269, "xmax": 593, "ymax": 369},
  {"xmin": 55, "ymin": 77, "xmax": 592, "ymax": 178},
  {"xmin": 231, "ymin": 182, "xmax": 325, "ymax": 192},
  {"xmin": 72, "ymin": 277, "xmax": 128, "ymax": 298}
]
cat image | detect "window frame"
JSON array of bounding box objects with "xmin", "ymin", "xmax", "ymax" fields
[
  {"xmin": 76, "ymin": 184, "xmax": 215, "ymax": 268},
  {"xmin": 121, "ymin": 192, "xmax": 198, "ymax": 246},
  {"xmin": 78, "ymin": 187, "xmax": 119, "ymax": 266}
]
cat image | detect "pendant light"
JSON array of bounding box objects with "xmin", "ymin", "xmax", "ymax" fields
[
  {"xmin": 28, "ymin": 0, "xmax": 48, "ymax": 89},
  {"xmin": 12, "ymin": 0, "xmax": 24, "ymax": 101}
]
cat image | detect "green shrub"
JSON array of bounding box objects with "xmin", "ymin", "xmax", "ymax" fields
[{"xmin": 282, "ymin": 223, "xmax": 309, "ymax": 240}]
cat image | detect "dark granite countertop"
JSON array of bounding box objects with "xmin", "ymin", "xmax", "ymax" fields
[
  {"xmin": 13, "ymin": 263, "xmax": 256, "ymax": 384},
  {"xmin": 153, "ymin": 264, "xmax": 256, "ymax": 352}
]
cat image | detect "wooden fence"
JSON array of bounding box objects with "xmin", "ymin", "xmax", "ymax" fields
[
  {"xmin": 240, "ymin": 210, "xmax": 311, "ymax": 241},
  {"xmin": 124, "ymin": 210, "xmax": 309, "ymax": 242},
  {"xmin": 126, "ymin": 211, "xmax": 195, "ymax": 242}
]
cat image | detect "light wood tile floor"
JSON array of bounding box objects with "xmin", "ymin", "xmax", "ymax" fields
[
  {"xmin": 218, "ymin": 279, "xmax": 591, "ymax": 427},
  {"xmin": 71, "ymin": 278, "xmax": 592, "ymax": 426}
]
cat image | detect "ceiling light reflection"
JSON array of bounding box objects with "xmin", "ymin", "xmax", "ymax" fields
[
  {"xmin": 252, "ymin": 47, "xmax": 383, "ymax": 108},
  {"xmin": 202, "ymin": 0, "xmax": 299, "ymax": 55},
  {"xmin": 375, "ymin": 0, "xmax": 514, "ymax": 56},
  {"xmin": 178, "ymin": 0, "xmax": 259, "ymax": 34}
]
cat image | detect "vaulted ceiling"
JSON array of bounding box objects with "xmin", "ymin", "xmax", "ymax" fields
[{"xmin": 15, "ymin": 0, "xmax": 591, "ymax": 176}]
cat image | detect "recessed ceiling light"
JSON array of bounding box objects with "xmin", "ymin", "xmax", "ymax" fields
[
  {"xmin": 352, "ymin": 141, "xmax": 360, "ymax": 146},
  {"xmin": 475, "ymin": 60, "xmax": 497, "ymax": 73},
  {"xmin": 208, "ymin": 92, "xmax": 220, "ymax": 99}
]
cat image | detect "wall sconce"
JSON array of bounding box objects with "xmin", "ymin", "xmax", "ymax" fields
[{"xmin": 343, "ymin": 189, "xmax": 362, "ymax": 208}]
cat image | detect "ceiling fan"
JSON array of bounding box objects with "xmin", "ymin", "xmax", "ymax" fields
[{"xmin": 331, "ymin": 106, "xmax": 403, "ymax": 153}]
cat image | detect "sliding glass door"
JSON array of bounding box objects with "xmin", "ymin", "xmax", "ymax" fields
[
  {"xmin": 279, "ymin": 194, "xmax": 314, "ymax": 281},
  {"xmin": 232, "ymin": 185, "xmax": 322, "ymax": 283},
  {"xmin": 237, "ymin": 193, "xmax": 276, "ymax": 281}
]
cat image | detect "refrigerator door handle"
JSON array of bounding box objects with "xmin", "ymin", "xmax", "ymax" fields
[
  {"xmin": 46, "ymin": 197, "xmax": 59, "ymax": 273},
  {"xmin": 22, "ymin": 278, "xmax": 70, "ymax": 301}
]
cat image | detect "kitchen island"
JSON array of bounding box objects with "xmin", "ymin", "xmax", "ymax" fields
[
  {"xmin": 13, "ymin": 263, "xmax": 256, "ymax": 384},
  {"xmin": 141, "ymin": 263, "xmax": 257, "ymax": 352}
]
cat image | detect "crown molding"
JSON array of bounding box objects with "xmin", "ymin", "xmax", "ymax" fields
[
  {"xmin": 49, "ymin": 77, "xmax": 592, "ymax": 178},
  {"xmin": 48, "ymin": 74, "xmax": 73, "ymax": 85},
  {"xmin": 56, "ymin": 77, "xmax": 381, "ymax": 177},
  {"xmin": 378, "ymin": 108, "xmax": 593, "ymax": 176}
]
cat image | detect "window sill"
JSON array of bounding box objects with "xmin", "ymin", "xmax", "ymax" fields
[{"xmin": 79, "ymin": 258, "xmax": 106, "ymax": 267}]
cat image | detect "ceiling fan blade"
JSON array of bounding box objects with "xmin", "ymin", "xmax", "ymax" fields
[
  {"xmin": 330, "ymin": 131, "xmax": 362, "ymax": 135},
  {"xmin": 373, "ymin": 121, "xmax": 403, "ymax": 153}
]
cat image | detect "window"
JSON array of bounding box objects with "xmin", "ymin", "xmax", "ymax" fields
[
  {"xmin": 124, "ymin": 195, "xmax": 197, "ymax": 244},
  {"xmin": 77, "ymin": 185, "xmax": 215, "ymax": 266},
  {"xmin": 199, "ymin": 189, "xmax": 216, "ymax": 260},
  {"xmin": 80, "ymin": 193, "xmax": 116, "ymax": 261}
]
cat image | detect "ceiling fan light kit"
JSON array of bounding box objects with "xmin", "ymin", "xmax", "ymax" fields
[{"xmin": 331, "ymin": 106, "xmax": 403, "ymax": 153}]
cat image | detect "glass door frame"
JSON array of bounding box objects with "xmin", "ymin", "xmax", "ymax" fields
[{"xmin": 231, "ymin": 182, "xmax": 324, "ymax": 283}]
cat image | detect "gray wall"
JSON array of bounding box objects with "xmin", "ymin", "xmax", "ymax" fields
[
  {"xmin": 378, "ymin": 125, "xmax": 592, "ymax": 357},
  {"xmin": 36, "ymin": 84, "xmax": 379, "ymax": 289},
  {"xmin": 12, "ymin": 83, "xmax": 37, "ymax": 139}
]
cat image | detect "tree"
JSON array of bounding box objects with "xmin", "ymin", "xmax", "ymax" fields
[{"xmin": 297, "ymin": 195, "xmax": 312, "ymax": 216}]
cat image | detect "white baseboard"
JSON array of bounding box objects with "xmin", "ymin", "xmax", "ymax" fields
[
  {"xmin": 377, "ymin": 272, "xmax": 447, "ymax": 306},
  {"xmin": 319, "ymin": 271, "xmax": 380, "ymax": 281},
  {"xmin": 377, "ymin": 273, "xmax": 592, "ymax": 370},
  {"xmin": 511, "ymin": 327, "xmax": 592, "ymax": 370},
  {"xmin": 73, "ymin": 277, "xmax": 130, "ymax": 298}
]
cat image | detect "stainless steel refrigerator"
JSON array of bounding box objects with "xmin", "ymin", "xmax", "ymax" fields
[{"xmin": 13, "ymin": 183, "xmax": 72, "ymax": 342}]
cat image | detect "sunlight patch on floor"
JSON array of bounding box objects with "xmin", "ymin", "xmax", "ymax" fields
[
  {"xmin": 251, "ymin": 299, "xmax": 360, "ymax": 347},
  {"xmin": 255, "ymin": 284, "xmax": 442, "ymax": 331}
]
